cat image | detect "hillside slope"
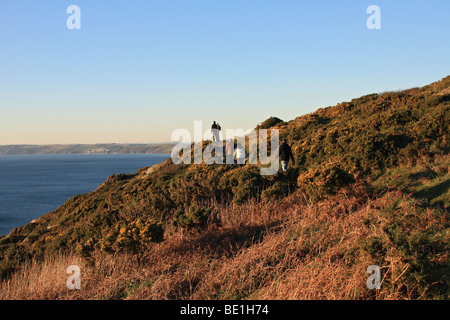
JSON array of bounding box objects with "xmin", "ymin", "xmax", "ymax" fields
[{"xmin": 0, "ymin": 76, "xmax": 449, "ymax": 299}]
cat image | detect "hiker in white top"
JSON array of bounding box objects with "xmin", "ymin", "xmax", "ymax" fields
[{"xmin": 234, "ymin": 144, "xmax": 246, "ymax": 166}]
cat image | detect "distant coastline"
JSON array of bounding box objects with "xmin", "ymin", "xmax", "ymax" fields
[{"xmin": 0, "ymin": 143, "xmax": 175, "ymax": 155}]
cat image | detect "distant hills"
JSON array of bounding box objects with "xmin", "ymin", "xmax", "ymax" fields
[{"xmin": 0, "ymin": 143, "xmax": 175, "ymax": 155}]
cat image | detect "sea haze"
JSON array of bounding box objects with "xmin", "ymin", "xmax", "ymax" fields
[{"xmin": 0, "ymin": 154, "xmax": 169, "ymax": 236}]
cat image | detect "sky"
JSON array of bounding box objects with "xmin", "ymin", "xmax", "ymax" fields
[{"xmin": 0, "ymin": 0, "xmax": 449, "ymax": 144}]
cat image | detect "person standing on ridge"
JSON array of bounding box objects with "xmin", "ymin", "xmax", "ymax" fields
[
  {"xmin": 216, "ymin": 122, "xmax": 222, "ymax": 141},
  {"xmin": 279, "ymin": 139, "xmax": 294, "ymax": 171},
  {"xmin": 211, "ymin": 121, "xmax": 218, "ymax": 142}
]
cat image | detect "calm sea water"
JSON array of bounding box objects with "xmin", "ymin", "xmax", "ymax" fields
[{"xmin": 0, "ymin": 154, "xmax": 169, "ymax": 236}]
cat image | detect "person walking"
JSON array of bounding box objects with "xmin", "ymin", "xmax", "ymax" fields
[
  {"xmin": 225, "ymin": 139, "xmax": 234, "ymax": 164},
  {"xmin": 279, "ymin": 139, "xmax": 294, "ymax": 171},
  {"xmin": 234, "ymin": 143, "xmax": 247, "ymax": 166}
]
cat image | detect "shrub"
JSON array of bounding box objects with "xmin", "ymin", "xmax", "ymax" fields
[
  {"xmin": 360, "ymin": 194, "xmax": 449, "ymax": 298},
  {"xmin": 172, "ymin": 203, "xmax": 214, "ymax": 231},
  {"xmin": 261, "ymin": 181, "xmax": 290, "ymax": 201},
  {"xmin": 218, "ymin": 166, "xmax": 266, "ymax": 204},
  {"xmin": 97, "ymin": 218, "xmax": 164, "ymax": 265},
  {"xmin": 256, "ymin": 117, "xmax": 285, "ymax": 130},
  {"xmin": 297, "ymin": 162, "xmax": 355, "ymax": 202}
]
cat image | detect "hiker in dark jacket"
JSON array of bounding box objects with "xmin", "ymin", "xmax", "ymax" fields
[
  {"xmin": 279, "ymin": 139, "xmax": 294, "ymax": 171},
  {"xmin": 216, "ymin": 123, "xmax": 222, "ymax": 141},
  {"xmin": 211, "ymin": 121, "xmax": 219, "ymax": 142}
]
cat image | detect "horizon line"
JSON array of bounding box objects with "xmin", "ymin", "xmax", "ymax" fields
[{"xmin": 0, "ymin": 142, "xmax": 177, "ymax": 147}]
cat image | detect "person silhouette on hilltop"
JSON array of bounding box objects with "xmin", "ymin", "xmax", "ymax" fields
[
  {"xmin": 211, "ymin": 121, "xmax": 219, "ymax": 142},
  {"xmin": 216, "ymin": 122, "xmax": 222, "ymax": 141}
]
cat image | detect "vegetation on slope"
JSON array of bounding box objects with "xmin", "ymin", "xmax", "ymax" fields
[{"xmin": 0, "ymin": 76, "xmax": 449, "ymax": 299}]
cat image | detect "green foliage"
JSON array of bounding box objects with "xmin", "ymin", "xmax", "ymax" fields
[
  {"xmin": 359, "ymin": 236, "xmax": 386, "ymax": 258},
  {"xmin": 172, "ymin": 203, "xmax": 214, "ymax": 231},
  {"xmin": 89, "ymin": 218, "xmax": 165, "ymax": 265},
  {"xmin": 98, "ymin": 218, "xmax": 164, "ymax": 254},
  {"xmin": 372, "ymin": 155, "xmax": 450, "ymax": 208},
  {"xmin": 297, "ymin": 161, "xmax": 355, "ymax": 202},
  {"xmin": 255, "ymin": 116, "xmax": 286, "ymax": 130},
  {"xmin": 359, "ymin": 194, "xmax": 449, "ymax": 298},
  {"xmin": 288, "ymin": 78, "xmax": 450, "ymax": 176},
  {"xmin": 78, "ymin": 238, "xmax": 95, "ymax": 258},
  {"xmin": 218, "ymin": 166, "xmax": 266, "ymax": 204},
  {"xmin": 261, "ymin": 181, "xmax": 291, "ymax": 201}
]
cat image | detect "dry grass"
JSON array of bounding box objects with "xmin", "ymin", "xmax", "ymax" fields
[
  {"xmin": 1, "ymin": 182, "xmax": 447, "ymax": 300},
  {"xmin": 0, "ymin": 252, "xmax": 87, "ymax": 300}
]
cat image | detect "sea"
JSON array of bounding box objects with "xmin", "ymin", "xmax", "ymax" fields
[{"xmin": 0, "ymin": 153, "xmax": 169, "ymax": 236}]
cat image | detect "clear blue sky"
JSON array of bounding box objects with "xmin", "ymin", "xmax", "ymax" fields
[{"xmin": 0, "ymin": 0, "xmax": 449, "ymax": 144}]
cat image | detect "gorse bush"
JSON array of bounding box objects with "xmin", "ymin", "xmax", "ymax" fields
[
  {"xmin": 297, "ymin": 161, "xmax": 355, "ymax": 202},
  {"xmin": 287, "ymin": 78, "xmax": 450, "ymax": 176},
  {"xmin": 255, "ymin": 116, "xmax": 286, "ymax": 130},
  {"xmin": 359, "ymin": 192, "xmax": 449, "ymax": 298},
  {"xmin": 261, "ymin": 181, "xmax": 291, "ymax": 201},
  {"xmin": 218, "ymin": 166, "xmax": 266, "ymax": 204},
  {"xmin": 172, "ymin": 203, "xmax": 214, "ymax": 231},
  {"xmin": 79, "ymin": 218, "xmax": 164, "ymax": 266}
]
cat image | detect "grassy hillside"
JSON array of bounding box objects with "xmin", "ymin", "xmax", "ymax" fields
[{"xmin": 0, "ymin": 76, "xmax": 449, "ymax": 300}]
